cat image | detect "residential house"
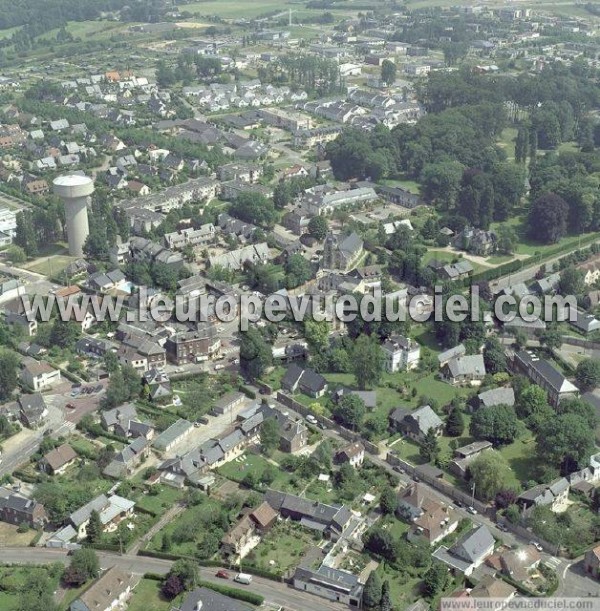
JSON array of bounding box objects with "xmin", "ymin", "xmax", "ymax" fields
[
  {"xmin": 472, "ymin": 387, "xmax": 515, "ymax": 412},
  {"xmin": 220, "ymin": 514, "xmax": 257, "ymax": 557},
  {"xmin": 405, "ymin": 495, "xmax": 459, "ymax": 545},
  {"xmin": 292, "ymin": 565, "xmax": 363, "ymax": 608},
  {"xmin": 41, "ymin": 444, "xmax": 78, "ymax": 475},
  {"xmin": 511, "ymin": 350, "xmax": 579, "ymax": 406},
  {"xmin": 577, "ymin": 257, "xmax": 600, "ymax": 286},
  {"xmin": 438, "ymin": 344, "xmax": 466, "ymax": 367},
  {"xmin": 441, "ymin": 354, "xmax": 486, "ymax": 386},
  {"xmin": 382, "ymin": 335, "xmax": 420, "ymax": 372},
  {"xmin": 322, "ymin": 232, "xmax": 363, "ymax": 271},
  {"xmin": 20, "ymin": 359, "xmax": 61, "ymax": 391},
  {"xmin": 497, "ymin": 545, "xmax": 542, "ymax": 583},
  {"xmin": 142, "ymin": 368, "xmax": 172, "ymax": 401},
  {"xmin": 584, "ymin": 545, "xmax": 600, "ymax": 580},
  {"xmin": 103, "ymin": 437, "xmax": 150, "ymax": 479},
  {"xmin": 209, "ymin": 243, "xmax": 269, "ymax": 271},
  {"xmin": 101, "ymin": 403, "xmax": 138, "ymax": 433},
  {"xmin": 440, "ymin": 260, "xmax": 474, "ymax": 281},
  {"xmin": 70, "ymin": 568, "xmax": 138, "ymax": 611},
  {"xmin": 281, "ymin": 363, "xmax": 328, "ymax": 398},
  {"xmin": 454, "ymin": 227, "xmax": 497, "ymax": 256},
  {"xmin": 164, "ymin": 324, "xmax": 221, "ymax": 365},
  {"xmin": 433, "ymin": 524, "xmax": 495, "ymax": 576},
  {"xmin": 0, "ymin": 488, "xmax": 48, "ymax": 528},
  {"xmin": 569, "ymin": 310, "xmax": 600, "ymax": 335},
  {"xmin": 391, "ymin": 405, "xmax": 443, "ymax": 442},
  {"xmin": 69, "ymin": 494, "xmax": 135, "ymax": 540},
  {"xmin": 18, "ymin": 393, "xmax": 48, "ymax": 428},
  {"xmin": 468, "ymin": 575, "xmax": 516, "ymax": 602},
  {"xmin": 517, "ymin": 478, "xmax": 570, "ymax": 515},
  {"xmin": 265, "ymin": 489, "xmax": 354, "ymax": 541},
  {"xmin": 335, "ymin": 442, "xmax": 365, "ymax": 468}
]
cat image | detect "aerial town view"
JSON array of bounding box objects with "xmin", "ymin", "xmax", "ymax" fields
[{"xmin": 2, "ymin": 0, "xmax": 600, "ymax": 610}]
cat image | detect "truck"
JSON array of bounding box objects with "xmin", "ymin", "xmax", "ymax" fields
[{"xmin": 234, "ymin": 573, "xmax": 252, "ymax": 585}]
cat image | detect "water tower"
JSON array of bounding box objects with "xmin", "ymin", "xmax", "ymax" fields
[{"xmin": 53, "ymin": 174, "xmax": 94, "ymax": 257}]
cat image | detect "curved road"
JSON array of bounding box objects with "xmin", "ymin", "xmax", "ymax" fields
[{"xmin": 0, "ymin": 547, "xmax": 345, "ymax": 611}]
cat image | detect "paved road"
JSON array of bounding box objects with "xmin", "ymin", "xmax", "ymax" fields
[{"xmin": 0, "ymin": 547, "xmax": 345, "ymax": 611}]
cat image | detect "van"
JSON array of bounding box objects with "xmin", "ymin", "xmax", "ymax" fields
[{"xmin": 234, "ymin": 573, "xmax": 252, "ymax": 585}]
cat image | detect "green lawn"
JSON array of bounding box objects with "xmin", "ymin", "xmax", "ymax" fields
[
  {"xmin": 376, "ymin": 561, "xmax": 422, "ymax": 608},
  {"xmin": 411, "ymin": 373, "xmax": 472, "ymax": 407},
  {"xmin": 24, "ymin": 254, "xmax": 76, "ymax": 277},
  {"xmin": 181, "ymin": 0, "xmax": 288, "ymax": 18},
  {"xmin": 132, "ymin": 485, "xmax": 185, "ymax": 515},
  {"xmin": 246, "ymin": 522, "xmax": 319, "ymax": 575},
  {"xmin": 262, "ymin": 366, "xmax": 286, "ymax": 391},
  {"xmin": 497, "ymin": 436, "xmax": 542, "ymax": 484},
  {"xmin": 217, "ymin": 452, "xmax": 294, "ymax": 491},
  {"xmin": 127, "ymin": 578, "xmax": 181, "ymax": 611},
  {"xmin": 497, "ymin": 127, "xmax": 518, "ymax": 160}
]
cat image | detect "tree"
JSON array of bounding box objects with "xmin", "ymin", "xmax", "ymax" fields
[
  {"xmin": 161, "ymin": 574, "xmax": 184, "ymax": 600},
  {"xmin": 62, "ymin": 548, "xmax": 99, "ymax": 586},
  {"xmin": 576, "ymin": 359, "xmax": 600, "ymax": 392},
  {"xmin": 423, "ymin": 561, "xmax": 448, "ymax": 598},
  {"xmin": 48, "ymin": 319, "xmax": 80, "ymax": 349},
  {"xmin": 380, "ymin": 580, "xmax": 392, "ymax": 611},
  {"xmin": 0, "ymin": 350, "xmax": 19, "ymax": 402},
  {"xmin": 169, "ymin": 559, "xmax": 199, "ymax": 591},
  {"xmin": 362, "ymin": 570, "xmax": 383, "ymax": 609},
  {"xmin": 445, "ymin": 408, "xmax": 465, "ymax": 437},
  {"xmin": 230, "ymin": 192, "xmax": 278, "ymax": 228},
  {"xmin": 6, "ymin": 244, "xmax": 26, "ymax": 263},
  {"xmin": 469, "ymin": 404, "xmax": 518, "ymax": 446},
  {"xmin": 16, "ymin": 569, "xmax": 59, "ymax": 611},
  {"xmin": 86, "ymin": 509, "xmax": 102, "ymax": 543},
  {"xmin": 333, "ymin": 394, "xmax": 366, "ymax": 430},
  {"xmin": 496, "ymin": 224, "xmax": 518, "ymax": 255},
  {"xmin": 313, "ymin": 439, "xmax": 333, "ymax": 468},
  {"xmin": 483, "ymin": 338, "xmax": 507, "ymax": 375},
  {"xmin": 304, "ymin": 320, "xmax": 329, "ymax": 352},
  {"xmin": 353, "ymin": 334, "xmax": 384, "ymax": 390},
  {"xmin": 528, "ymin": 192, "xmax": 568, "ymax": 244},
  {"xmin": 285, "ymin": 254, "xmax": 312, "ymax": 288},
  {"xmin": 468, "ymin": 451, "xmax": 519, "ymax": 501},
  {"xmin": 538, "ymin": 327, "xmax": 563, "ymax": 350},
  {"xmin": 559, "ymin": 267, "xmax": 585, "ymax": 297},
  {"xmin": 536, "ymin": 413, "xmax": 596, "ymax": 472},
  {"xmin": 260, "ymin": 417, "xmax": 280, "ymax": 455},
  {"xmin": 240, "ymin": 327, "xmax": 273, "ymax": 380},
  {"xmin": 363, "ymin": 527, "xmax": 397, "ymax": 562},
  {"xmin": 14, "ymin": 210, "xmax": 38, "ymax": 257},
  {"xmin": 420, "ymin": 161, "xmax": 464, "ymax": 209},
  {"xmin": 308, "ymin": 215, "xmax": 328, "ymax": 240},
  {"xmin": 420, "ymin": 428, "xmax": 440, "ymax": 463},
  {"xmin": 381, "ymin": 59, "xmax": 396, "ymax": 86},
  {"xmin": 380, "ymin": 486, "xmax": 398, "ymax": 515},
  {"xmin": 516, "ymin": 384, "xmax": 553, "ymax": 431}
]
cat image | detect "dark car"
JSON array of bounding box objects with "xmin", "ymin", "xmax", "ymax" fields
[{"xmin": 215, "ymin": 570, "xmax": 229, "ymax": 579}]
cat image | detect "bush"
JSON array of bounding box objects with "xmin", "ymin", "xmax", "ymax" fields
[{"xmin": 199, "ymin": 580, "xmax": 264, "ymax": 605}]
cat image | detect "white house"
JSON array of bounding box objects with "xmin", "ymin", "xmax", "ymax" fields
[{"xmin": 382, "ymin": 335, "xmax": 420, "ymax": 372}]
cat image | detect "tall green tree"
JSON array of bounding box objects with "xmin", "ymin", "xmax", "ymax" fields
[
  {"xmin": 0, "ymin": 350, "xmax": 19, "ymax": 401},
  {"xmin": 86, "ymin": 509, "xmax": 102, "ymax": 543},
  {"xmin": 333, "ymin": 394, "xmax": 366, "ymax": 430},
  {"xmin": 240, "ymin": 327, "xmax": 273, "ymax": 380},
  {"xmin": 420, "ymin": 428, "xmax": 440, "ymax": 463},
  {"xmin": 352, "ymin": 334, "xmax": 384, "ymax": 390},
  {"xmin": 468, "ymin": 451, "xmax": 519, "ymax": 501},
  {"xmin": 362, "ymin": 570, "xmax": 383, "ymax": 609}
]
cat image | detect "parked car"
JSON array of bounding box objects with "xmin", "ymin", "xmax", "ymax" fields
[
  {"xmin": 66, "ymin": 403, "xmax": 75, "ymax": 409},
  {"xmin": 530, "ymin": 541, "xmax": 543, "ymax": 552},
  {"xmin": 497, "ymin": 523, "xmax": 508, "ymax": 532},
  {"xmin": 467, "ymin": 506, "xmax": 477, "ymax": 515},
  {"xmin": 215, "ymin": 570, "xmax": 230, "ymax": 579},
  {"xmin": 453, "ymin": 500, "xmax": 463, "ymax": 508}
]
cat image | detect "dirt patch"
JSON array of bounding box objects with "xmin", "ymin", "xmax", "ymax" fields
[
  {"xmin": 176, "ymin": 21, "xmax": 211, "ymax": 29},
  {"xmin": 0, "ymin": 522, "xmax": 36, "ymax": 547}
]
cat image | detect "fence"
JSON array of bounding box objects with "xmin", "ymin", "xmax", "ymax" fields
[{"xmin": 275, "ymin": 391, "xmax": 379, "ymax": 455}]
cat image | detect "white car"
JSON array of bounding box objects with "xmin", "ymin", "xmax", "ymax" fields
[
  {"xmin": 306, "ymin": 414, "xmax": 317, "ymax": 425},
  {"xmin": 530, "ymin": 541, "xmax": 543, "ymax": 552},
  {"xmin": 467, "ymin": 506, "xmax": 478, "ymax": 515}
]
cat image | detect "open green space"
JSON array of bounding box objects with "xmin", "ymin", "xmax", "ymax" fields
[
  {"xmin": 179, "ymin": 0, "xmax": 291, "ymax": 18},
  {"xmin": 24, "ymin": 254, "xmax": 76, "ymax": 277},
  {"xmin": 132, "ymin": 484, "xmax": 185, "ymax": 516},
  {"xmin": 217, "ymin": 452, "xmax": 294, "ymax": 491},
  {"xmin": 127, "ymin": 578, "xmax": 181, "ymax": 611},
  {"xmin": 246, "ymin": 521, "xmax": 319, "ymax": 575}
]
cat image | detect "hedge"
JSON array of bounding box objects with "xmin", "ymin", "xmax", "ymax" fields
[
  {"xmin": 239, "ymin": 384, "xmax": 257, "ymax": 400},
  {"xmin": 198, "ymin": 579, "xmax": 264, "ymax": 605}
]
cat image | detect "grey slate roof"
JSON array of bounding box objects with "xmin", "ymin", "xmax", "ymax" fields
[
  {"xmin": 477, "ymin": 387, "xmax": 515, "ymax": 408},
  {"xmin": 450, "ymin": 524, "xmax": 495, "ymax": 563}
]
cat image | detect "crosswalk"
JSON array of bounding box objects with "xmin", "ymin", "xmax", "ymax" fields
[{"xmin": 544, "ymin": 555, "xmax": 562, "ymax": 570}]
